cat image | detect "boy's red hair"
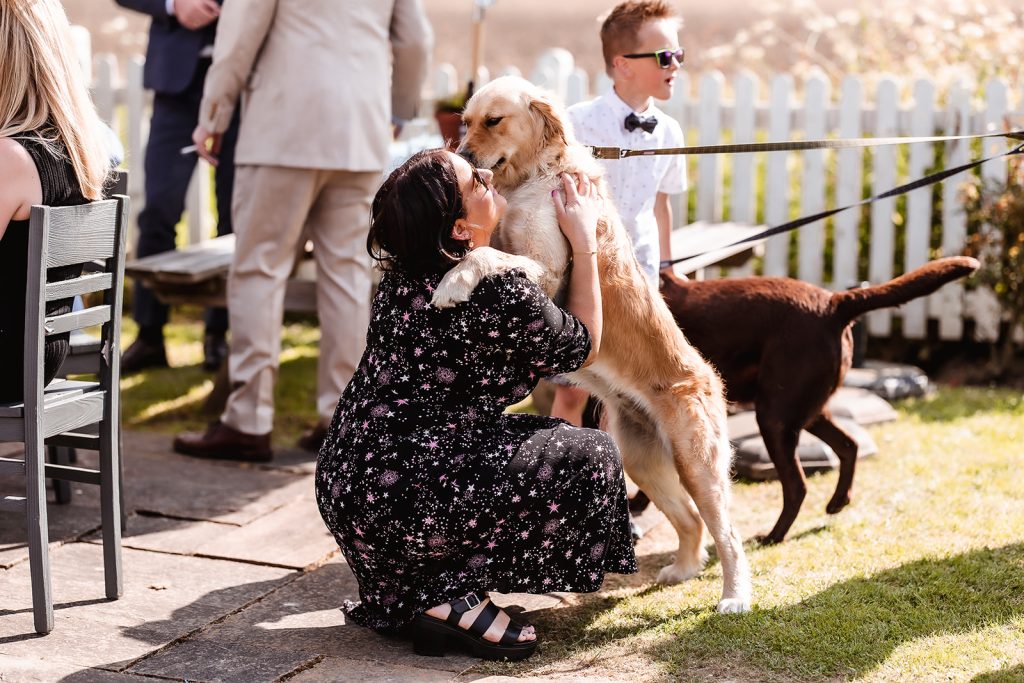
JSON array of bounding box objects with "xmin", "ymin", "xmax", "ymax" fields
[{"xmin": 600, "ymin": 1, "xmax": 680, "ymax": 75}]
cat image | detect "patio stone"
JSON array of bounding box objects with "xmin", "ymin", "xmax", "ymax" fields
[
  {"xmin": 129, "ymin": 558, "xmax": 480, "ymax": 680},
  {"xmin": 123, "ymin": 432, "xmax": 310, "ymax": 525},
  {"xmin": 0, "ymin": 542, "xmax": 293, "ymax": 672},
  {"xmin": 0, "ymin": 448, "xmax": 102, "ymax": 569},
  {"xmin": 0, "ymin": 654, "xmax": 135, "ymax": 682},
  {"xmin": 828, "ymin": 386, "xmax": 899, "ymax": 425},
  {"xmin": 287, "ymin": 656, "xmax": 485, "ymax": 682},
  {"xmin": 85, "ymin": 494, "xmax": 337, "ymax": 570}
]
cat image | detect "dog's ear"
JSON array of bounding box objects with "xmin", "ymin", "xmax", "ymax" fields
[{"xmin": 529, "ymin": 96, "xmax": 567, "ymax": 148}]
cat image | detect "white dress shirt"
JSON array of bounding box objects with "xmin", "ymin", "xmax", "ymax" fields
[{"xmin": 568, "ymin": 88, "xmax": 687, "ymax": 282}]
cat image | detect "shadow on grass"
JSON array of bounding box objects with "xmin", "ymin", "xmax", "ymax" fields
[
  {"xmin": 514, "ymin": 543, "xmax": 1024, "ymax": 680},
  {"xmin": 972, "ymin": 663, "xmax": 1024, "ymax": 682}
]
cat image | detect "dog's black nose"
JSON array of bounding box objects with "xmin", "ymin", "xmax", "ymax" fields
[{"xmin": 458, "ymin": 149, "xmax": 478, "ymax": 167}]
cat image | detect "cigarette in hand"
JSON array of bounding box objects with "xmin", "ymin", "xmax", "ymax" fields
[{"xmin": 180, "ymin": 144, "xmax": 199, "ymax": 155}]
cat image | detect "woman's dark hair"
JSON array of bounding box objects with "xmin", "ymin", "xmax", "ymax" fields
[{"xmin": 367, "ymin": 148, "xmax": 471, "ymax": 276}]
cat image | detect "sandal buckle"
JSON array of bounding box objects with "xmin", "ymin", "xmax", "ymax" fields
[{"xmin": 454, "ymin": 592, "xmax": 481, "ymax": 614}]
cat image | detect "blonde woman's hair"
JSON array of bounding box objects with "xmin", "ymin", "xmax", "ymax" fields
[{"xmin": 0, "ymin": 0, "xmax": 110, "ymax": 200}]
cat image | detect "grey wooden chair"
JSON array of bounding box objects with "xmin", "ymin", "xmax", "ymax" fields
[
  {"xmin": 0, "ymin": 195, "xmax": 128, "ymax": 634},
  {"xmin": 47, "ymin": 170, "xmax": 129, "ymax": 519}
]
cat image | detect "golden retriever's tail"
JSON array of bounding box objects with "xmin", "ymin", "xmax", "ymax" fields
[{"xmin": 832, "ymin": 256, "xmax": 979, "ymax": 323}]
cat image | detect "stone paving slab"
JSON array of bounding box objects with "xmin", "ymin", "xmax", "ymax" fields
[
  {"xmin": 0, "ymin": 542, "xmax": 294, "ymax": 672},
  {"xmin": 84, "ymin": 494, "xmax": 336, "ymax": 570},
  {"xmin": 123, "ymin": 433, "xmax": 310, "ymax": 525},
  {"xmin": 84, "ymin": 513, "xmax": 230, "ymax": 557},
  {"xmin": 129, "ymin": 558, "xmax": 481, "ymax": 680},
  {"xmin": 288, "ymin": 656, "xmax": 484, "ymax": 682},
  {"xmin": 0, "ymin": 449, "xmax": 102, "ymax": 569},
  {"xmin": 190, "ymin": 496, "xmax": 337, "ymax": 569},
  {"xmin": 0, "ymin": 654, "xmax": 136, "ymax": 682},
  {"xmin": 262, "ymin": 446, "xmax": 318, "ymax": 476}
]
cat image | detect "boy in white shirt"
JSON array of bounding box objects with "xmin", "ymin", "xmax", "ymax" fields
[{"xmin": 552, "ymin": 0, "xmax": 688, "ymax": 425}]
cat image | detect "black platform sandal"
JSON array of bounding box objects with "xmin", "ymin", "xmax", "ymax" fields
[{"xmin": 412, "ymin": 592, "xmax": 538, "ymax": 661}]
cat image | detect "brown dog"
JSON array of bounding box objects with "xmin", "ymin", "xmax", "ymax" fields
[
  {"xmin": 658, "ymin": 256, "xmax": 979, "ymax": 544},
  {"xmin": 431, "ymin": 76, "xmax": 752, "ymax": 613}
]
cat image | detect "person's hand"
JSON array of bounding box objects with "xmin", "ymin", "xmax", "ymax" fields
[
  {"xmin": 552, "ymin": 172, "xmax": 601, "ymax": 255},
  {"xmin": 192, "ymin": 124, "xmax": 222, "ymax": 166},
  {"xmin": 175, "ymin": 0, "xmax": 220, "ymax": 30}
]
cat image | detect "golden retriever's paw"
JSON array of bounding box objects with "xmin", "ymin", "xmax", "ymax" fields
[
  {"xmin": 716, "ymin": 597, "xmax": 751, "ymax": 614},
  {"xmin": 511, "ymin": 255, "xmax": 546, "ymax": 284},
  {"xmin": 655, "ymin": 560, "xmax": 703, "ymax": 585},
  {"xmin": 431, "ymin": 249, "xmax": 547, "ymax": 309},
  {"xmin": 431, "ymin": 269, "xmax": 479, "ymax": 309}
]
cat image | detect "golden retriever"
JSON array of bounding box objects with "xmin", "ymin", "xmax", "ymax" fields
[{"xmin": 431, "ymin": 76, "xmax": 752, "ymax": 613}]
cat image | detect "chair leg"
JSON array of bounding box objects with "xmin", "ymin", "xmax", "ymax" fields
[
  {"xmin": 48, "ymin": 446, "xmax": 73, "ymax": 505},
  {"xmin": 119, "ymin": 431, "xmax": 127, "ymax": 533},
  {"xmin": 99, "ymin": 417, "xmax": 123, "ymax": 600},
  {"xmin": 26, "ymin": 433, "xmax": 54, "ymax": 634}
]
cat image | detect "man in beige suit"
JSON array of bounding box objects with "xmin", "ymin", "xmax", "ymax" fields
[{"xmin": 174, "ymin": 0, "xmax": 433, "ymax": 461}]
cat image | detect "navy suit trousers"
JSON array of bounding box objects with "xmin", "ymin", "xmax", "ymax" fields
[{"xmin": 133, "ymin": 58, "xmax": 239, "ymax": 336}]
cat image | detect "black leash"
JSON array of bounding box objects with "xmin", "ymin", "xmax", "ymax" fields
[
  {"xmin": 589, "ymin": 130, "xmax": 1024, "ymax": 159},
  {"xmin": 664, "ymin": 140, "xmax": 1024, "ymax": 267}
]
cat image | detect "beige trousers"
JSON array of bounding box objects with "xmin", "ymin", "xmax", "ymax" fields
[{"xmin": 222, "ymin": 164, "xmax": 379, "ymax": 435}]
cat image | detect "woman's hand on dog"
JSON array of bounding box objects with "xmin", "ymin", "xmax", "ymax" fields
[
  {"xmin": 552, "ymin": 172, "xmax": 600, "ymax": 254},
  {"xmin": 553, "ymin": 172, "xmax": 603, "ymax": 365}
]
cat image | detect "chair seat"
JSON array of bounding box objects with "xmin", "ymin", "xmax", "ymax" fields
[
  {"xmin": 0, "ymin": 379, "xmax": 99, "ymax": 418},
  {"xmin": 0, "ymin": 380, "xmax": 104, "ymax": 442}
]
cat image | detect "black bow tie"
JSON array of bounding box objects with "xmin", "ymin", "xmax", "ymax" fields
[{"xmin": 624, "ymin": 112, "xmax": 658, "ymax": 134}]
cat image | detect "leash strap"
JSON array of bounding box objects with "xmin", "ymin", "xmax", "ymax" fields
[
  {"xmin": 590, "ymin": 130, "xmax": 1024, "ymax": 159},
  {"xmin": 665, "ymin": 141, "xmax": 1024, "ymax": 267}
]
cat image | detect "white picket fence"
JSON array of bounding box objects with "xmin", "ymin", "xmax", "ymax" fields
[{"xmin": 88, "ymin": 45, "xmax": 1023, "ymax": 343}]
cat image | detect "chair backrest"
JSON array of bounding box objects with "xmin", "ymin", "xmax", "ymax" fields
[
  {"xmin": 23, "ymin": 196, "xmax": 129, "ymax": 411},
  {"xmin": 106, "ymin": 170, "xmax": 128, "ymax": 198}
]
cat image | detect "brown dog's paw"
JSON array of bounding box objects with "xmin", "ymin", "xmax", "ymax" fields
[
  {"xmin": 825, "ymin": 493, "xmax": 852, "ymax": 515},
  {"xmin": 755, "ymin": 533, "xmax": 782, "ymax": 546}
]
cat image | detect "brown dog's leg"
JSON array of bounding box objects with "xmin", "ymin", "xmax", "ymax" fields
[
  {"xmin": 756, "ymin": 415, "xmax": 807, "ymax": 545},
  {"xmin": 805, "ymin": 413, "xmax": 859, "ymax": 514}
]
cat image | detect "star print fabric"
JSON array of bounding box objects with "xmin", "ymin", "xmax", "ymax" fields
[{"xmin": 315, "ymin": 269, "xmax": 637, "ymax": 631}]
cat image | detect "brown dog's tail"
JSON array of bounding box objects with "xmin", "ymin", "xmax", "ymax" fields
[{"xmin": 831, "ymin": 256, "xmax": 980, "ymax": 324}]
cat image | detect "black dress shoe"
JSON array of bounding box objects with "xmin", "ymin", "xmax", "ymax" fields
[
  {"xmin": 173, "ymin": 421, "xmax": 273, "ymax": 462},
  {"xmin": 297, "ymin": 423, "xmax": 329, "ymax": 452},
  {"xmin": 202, "ymin": 332, "xmax": 229, "ymax": 372},
  {"xmin": 121, "ymin": 337, "xmax": 168, "ymax": 374}
]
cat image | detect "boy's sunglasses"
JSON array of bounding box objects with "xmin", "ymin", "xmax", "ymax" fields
[{"xmin": 622, "ymin": 47, "xmax": 685, "ymax": 69}]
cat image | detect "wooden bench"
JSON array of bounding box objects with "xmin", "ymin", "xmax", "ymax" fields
[
  {"xmin": 124, "ymin": 221, "xmax": 768, "ymax": 316},
  {"xmin": 125, "ymin": 234, "xmax": 319, "ymax": 313},
  {"xmin": 669, "ymin": 221, "xmax": 767, "ymax": 275}
]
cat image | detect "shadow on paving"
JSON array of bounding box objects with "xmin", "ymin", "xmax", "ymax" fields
[
  {"xmin": 54, "ymin": 561, "xmax": 480, "ymax": 682},
  {"xmin": 498, "ymin": 543, "xmax": 1024, "ymax": 680},
  {"xmin": 0, "ymin": 429, "xmax": 319, "ymax": 569}
]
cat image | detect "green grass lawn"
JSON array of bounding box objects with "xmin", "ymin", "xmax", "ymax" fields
[
  {"xmin": 474, "ymin": 387, "xmax": 1024, "ymax": 682},
  {"xmin": 120, "ymin": 321, "xmax": 1024, "ymax": 681},
  {"xmin": 118, "ymin": 315, "xmax": 321, "ymax": 445}
]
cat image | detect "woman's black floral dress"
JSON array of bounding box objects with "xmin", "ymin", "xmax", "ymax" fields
[{"xmin": 315, "ymin": 269, "xmax": 637, "ymax": 631}]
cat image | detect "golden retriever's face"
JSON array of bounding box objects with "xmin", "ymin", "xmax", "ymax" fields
[{"xmin": 458, "ymin": 76, "xmax": 568, "ymax": 191}]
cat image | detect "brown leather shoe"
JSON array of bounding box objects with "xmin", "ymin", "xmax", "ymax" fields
[
  {"xmin": 297, "ymin": 422, "xmax": 329, "ymax": 453},
  {"xmin": 173, "ymin": 421, "xmax": 272, "ymax": 462}
]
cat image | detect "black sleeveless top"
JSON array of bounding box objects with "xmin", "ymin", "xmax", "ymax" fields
[{"xmin": 0, "ymin": 135, "xmax": 89, "ymax": 403}]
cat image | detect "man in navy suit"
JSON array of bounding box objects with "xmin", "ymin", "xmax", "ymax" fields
[{"xmin": 116, "ymin": 0, "xmax": 239, "ymax": 372}]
